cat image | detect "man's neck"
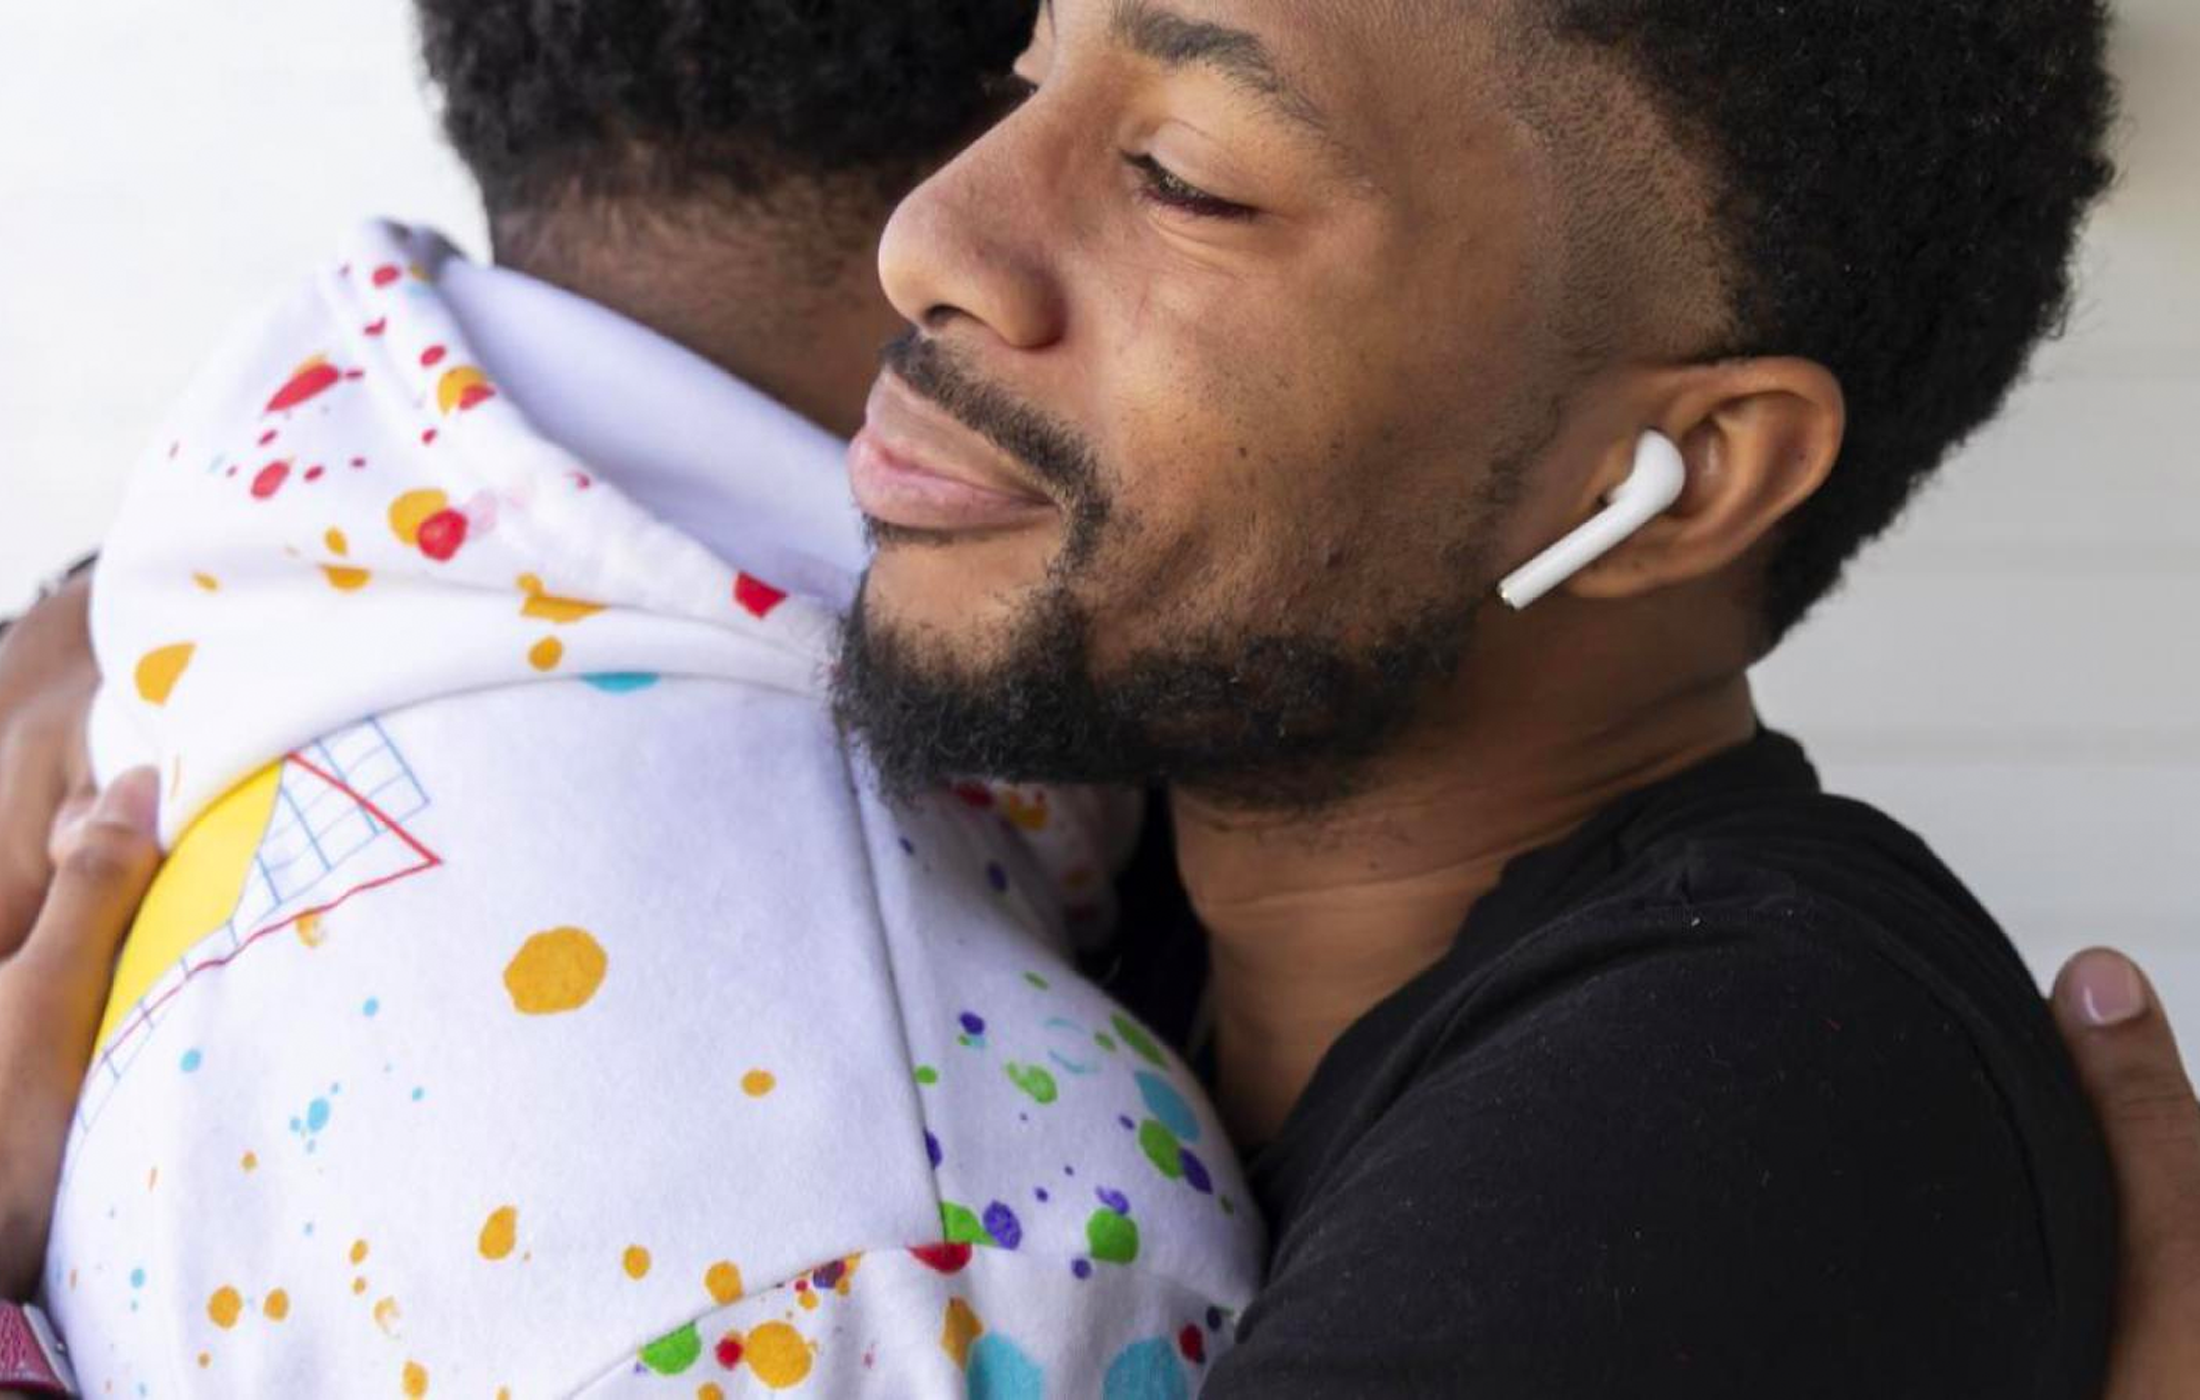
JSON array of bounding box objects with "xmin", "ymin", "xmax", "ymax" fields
[
  {"xmin": 1174, "ymin": 627, "xmax": 1759, "ymax": 1146},
  {"xmin": 491, "ymin": 189, "xmax": 903, "ymax": 439}
]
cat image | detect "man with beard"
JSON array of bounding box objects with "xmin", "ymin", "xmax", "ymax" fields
[{"xmin": 830, "ymin": 0, "xmax": 2126, "ymax": 1393}]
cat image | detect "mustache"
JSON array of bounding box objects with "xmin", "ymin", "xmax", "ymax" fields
[{"xmin": 878, "ymin": 332, "xmax": 1103, "ymax": 504}]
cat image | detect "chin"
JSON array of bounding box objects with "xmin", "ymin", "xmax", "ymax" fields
[{"xmin": 861, "ymin": 524, "xmax": 1063, "ymax": 635}]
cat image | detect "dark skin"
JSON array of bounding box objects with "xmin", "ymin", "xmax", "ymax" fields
[{"xmin": 4, "ymin": 2, "xmax": 2196, "ymax": 1390}]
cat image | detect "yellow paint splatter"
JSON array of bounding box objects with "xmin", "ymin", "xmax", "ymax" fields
[
  {"xmin": 504, "ymin": 927, "xmax": 608, "ymax": 1015},
  {"xmin": 623, "ymin": 1245, "xmax": 652, "ymax": 1280},
  {"xmin": 353, "ymin": 1276, "xmax": 368, "ymax": 1296},
  {"xmin": 518, "ymin": 574, "xmax": 606, "ymax": 624},
  {"xmin": 264, "ymin": 1289, "xmax": 290, "ymax": 1322},
  {"xmin": 479, "ymin": 1205, "xmax": 518, "ymax": 1261},
  {"xmin": 743, "ymin": 1322, "xmax": 813, "ymax": 1389},
  {"xmin": 374, "ymin": 1296, "xmax": 402, "ymax": 1337},
  {"xmin": 207, "ymin": 1286, "xmax": 242, "ymax": 1329},
  {"xmin": 135, "ymin": 643, "xmax": 196, "ymax": 706},
  {"xmin": 350, "ymin": 1239, "xmax": 371, "ymax": 1265},
  {"xmin": 798, "ymin": 1290, "xmax": 819, "ymax": 1312},
  {"xmin": 436, "ymin": 365, "xmax": 495, "ymax": 415},
  {"xmin": 388, "ymin": 489, "xmax": 450, "ymax": 547},
  {"xmin": 192, "ymin": 572, "xmax": 221, "ymax": 592},
  {"xmin": 296, "ymin": 912, "xmax": 326, "ymax": 949},
  {"xmin": 241, "ymin": 1151, "xmax": 258, "ymax": 1172},
  {"xmin": 326, "ymin": 528, "xmax": 351, "ymax": 556},
  {"xmin": 197, "ymin": 1352, "xmax": 210, "ymax": 1369},
  {"xmin": 941, "ymin": 1298, "xmax": 984, "ymax": 1368},
  {"xmin": 741, "ymin": 1070, "xmax": 776, "ymax": 1098},
  {"xmin": 401, "ymin": 1359, "xmax": 428, "ymax": 1397},
  {"xmin": 323, "ymin": 564, "xmax": 373, "ymax": 592},
  {"xmin": 528, "ymin": 636, "xmax": 565, "ymax": 671},
  {"xmin": 699, "ymin": 1386, "xmax": 726, "ymax": 1400},
  {"xmin": 705, "ymin": 1260, "xmax": 743, "ymax": 1306}
]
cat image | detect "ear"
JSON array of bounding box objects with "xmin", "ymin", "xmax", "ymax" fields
[{"xmin": 1564, "ymin": 357, "xmax": 1845, "ymax": 601}]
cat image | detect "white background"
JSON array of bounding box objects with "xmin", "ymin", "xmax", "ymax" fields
[{"xmin": 3, "ymin": 5, "xmax": 2195, "ymax": 1052}]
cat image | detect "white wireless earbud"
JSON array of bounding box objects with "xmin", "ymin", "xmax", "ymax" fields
[{"xmin": 1497, "ymin": 431, "xmax": 1689, "ymax": 611}]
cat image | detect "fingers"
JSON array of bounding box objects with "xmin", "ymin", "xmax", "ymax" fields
[
  {"xmin": 2051, "ymin": 948, "xmax": 2200, "ymax": 1398},
  {"xmin": 19, "ymin": 769, "xmax": 161, "ymax": 986}
]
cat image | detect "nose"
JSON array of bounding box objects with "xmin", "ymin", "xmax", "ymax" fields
[{"xmin": 879, "ymin": 111, "xmax": 1070, "ymax": 354}]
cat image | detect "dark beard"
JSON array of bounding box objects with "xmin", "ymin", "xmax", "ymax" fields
[{"xmin": 831, "ymin": 559, "xmax": 1489, "ymax": 814}]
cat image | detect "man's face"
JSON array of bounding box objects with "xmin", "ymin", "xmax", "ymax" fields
[{"xmin": 838, "ymin": 0, "xmax": 1596, "ymax": 803}]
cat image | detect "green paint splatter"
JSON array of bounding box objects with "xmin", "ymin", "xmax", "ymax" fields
[
  {"xmin": 1085, "ymin": 1208, "xmax": 1140, "ymax": 1266},
  {"xmin": 1095, "ymin": 1032, "xmax": 1118, "ymax": 1053},
  {"xmin": 639, "ymin": 1322, "xmax": 702, "ymax": 1376},
  {"xmin": 1110, "ymin": 1013, "xmax": 1167, "ymax": 1068},
  {"xmin": 914, "ymin": 1065, "xmax": 939, "ymax": 1086},
  {"xmin": 1005, "ymin": 1062, "xmax": 1058, "ymax": 1105},
  {"xmin": 942, "ymin": 1200, "xmax": 988, "ymax": 1246},
  {"xmin": 1138, "ymin": 1118, "xmax": 1185, "ymax": 1180},
  {"xmin": 1024, "ymin": 971, "xmax": 1050, "ymax": 990},
  {"xmin": 1222, "ymin": 1197, "xmax": 1237, "ymax": 1217}
]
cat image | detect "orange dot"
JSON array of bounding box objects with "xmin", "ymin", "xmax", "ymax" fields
[
  {"xmin": 323, "ymin": 564, "xmax": 373, "ymax": 592},
  {"xmin": 705, "ymin": 1260, "xmax": 743, "ymax": 1306},
  {"xmin": 197, "ymin": 1353, "xmax": 210, "ymax": 1369},
  {"xmin": 387, "ymin": 489, "xmax": 449, "ymax": 547},
  {"xmin": 296, "ymin": 912, "xmax": 326, "ymax": 949},
  {"xmin": 325, "ymin": 528, "xmax": 351, "ymax": 557},
  {"xmin": 479, "ymin": 1205, "xmax": 518, "ymax": 1261},
  {"xmin": 192, "ymin": 572, "xmax": 221, "ymax": 592},
  {"xmin": 402, "ymin": 1359, "xmax": 429, "ymax": 1397},
  {"xmin": 623, "ymin": 1245, "xmax": 652, "ymax": 1280},
  {"xmin": 135, "ymin": 643, "xmax": 196, "ymax": 706},
  {"xmin": 350, "ymin": 1239, "xmax": 370, "ymax": 1265},
  {"xmin": 353, "ymin": 1276, "xmax": 368, "ymax": 1296},
  {"xmin": 742, "ymin": 1321, "xmax": 813, "ymax": 1389},
  {"xmin": 374, "ymin": 1296, "xmax": 402, "ymax": 1337},
  {"xmin": 741, "ymin": 1070, "xmax": 776, "ymax": 1098},
  {"xmin": 264, "ymin": 1289, "xmax": 290, "ymax": 1322},
  {"xmin": 207, "ymin": 1286, "xmax": 242, "ymax": 1329},
  {"xmin": 504, "ymin": 927, "xmax": 607, "ymax": 1015},
  {"xmin": 528, "ymin": 636, "xmax": 564, "ymax": 672},
  {"xmin": 699, "ymin": 1386, "xmax": 726, "ymax": 1400},
  {"xmin": 241, "ymin": 1151, "xmax": 258, "ymax": 1172},
  {"xmin": 941, "ymin": 1297, "xmax": 983, "ymax": 1368}
]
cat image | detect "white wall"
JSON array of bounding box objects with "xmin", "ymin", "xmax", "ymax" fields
[{"xmin": 2, "ymin": 7, "xmax": 2195, "ymax": 1046}]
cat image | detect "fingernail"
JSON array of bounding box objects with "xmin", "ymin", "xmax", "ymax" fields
[
  {"xmin": 92, "ymin": 768, "xmax": 161, "ymax": 836},
  {"xmin": 2067, "ymin": 950, "xmax": 2149, "ymax": 1028}
]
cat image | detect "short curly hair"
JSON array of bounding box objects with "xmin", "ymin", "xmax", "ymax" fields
[
  {"xmin": 1548, "ymin": 0, "xmax": 2118, "ymax": 641},
  {"xmin": 414, "ymin": 0, "xmax": 1039, "ymax": 212}
]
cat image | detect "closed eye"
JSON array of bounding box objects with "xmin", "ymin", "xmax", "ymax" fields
[{"xmin": 1124, "ymin": 153, "xmax": 1257, "ymax": 222}]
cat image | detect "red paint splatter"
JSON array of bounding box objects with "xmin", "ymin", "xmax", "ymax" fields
[
  {"xmin": 415, "ymin": 509, "xmax": 468, "ymax": 562},
  {"xmin": 350, "ymin": 456, "xmax": 367, "ymax": 469},
  {"xmin": 225, "ymin": 465, "xmax": 239, "ymax": 478},
  {"xmin": 421, "ymin": 428, "xmax": 439, "ymax": 446},
  {"xmin": 343, "ymin": 368, "xmax": 365, "ymax": 381},
  {"xmin": 908, "ymin": 1242, "xmax": 972, "ymax": 1275},
  {"xmin": 455, "ymin": 383, "xmax": 497, "ymax": 412},
  {"xmin": 371, "ymin": 264, "xmax": 402, "ymax": 287},
  {"xmin": 570, "ymin": 471, "xmax": 594, "ymax": 491},
  {"xmin": 952, "ymin": 784, "xmax": 996, "ymax": 810},
  {"xmin": 1179, "ymin": 1325, "xmax": 1206, "ymax": 1365},
  {"xmin": 792, "ymin": 1278, "xmax": 809, "ymax": 1294},
  {"xmin": 250, "ymin": 462, "xmax": 290, "ymax": 500},
  {"xmin": 266, "ymin": 361, "xmax": 342, "ymax": 413},
  {"xmin": 420, "ymin": 345, "xmax": 447, "ymax": 367},
  {"xmin": 304, "ymin": 465, "xmax": 326, "ymax": 482},
  {"xmin": 734, "ymin": 574, "xmax": 788, "ymax": 619},
  {"xmin": 714, "ymin": 1335, "xmax": 744, "ymax": 1370},
  {"xmin": 363, "ymin": 318, "xmax": 387, "ymax": 337},
  {"xmin": 257, "ymin": 429, "xmax": 279, "ymax": 447}
]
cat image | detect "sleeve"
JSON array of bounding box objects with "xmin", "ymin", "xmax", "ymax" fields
[{"xmin": 1203, "ymin": 905, "xmax": 2076, "ymax": 1400}]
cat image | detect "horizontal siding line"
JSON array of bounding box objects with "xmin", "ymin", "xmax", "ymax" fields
[{"xmin": 1793, "ymin": 728, "xmax": 2200, "ymax": 765}]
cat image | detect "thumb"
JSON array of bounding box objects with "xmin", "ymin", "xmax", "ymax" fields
[{"xmin": 2051, "ymin": 948, "xmax": 2200, "ymax": 1397}]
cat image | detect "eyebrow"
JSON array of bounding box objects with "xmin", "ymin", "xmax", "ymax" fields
[{"xmin": 1107, "ymin": 0, "xmax": 1336, "ymax": 145}]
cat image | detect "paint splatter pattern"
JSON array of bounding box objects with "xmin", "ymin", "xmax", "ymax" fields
[{"xmin": 44, "ymin": 222, "xmax": 1263, "ymax": 1397}]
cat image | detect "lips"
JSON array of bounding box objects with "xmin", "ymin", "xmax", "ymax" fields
[{"xmin": 848, "ymin": 373, "xmax": 1058, "ymax": 536}]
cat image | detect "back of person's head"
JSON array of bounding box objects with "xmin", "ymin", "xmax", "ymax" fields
[{"xmin": 415, "ymin": 0, "xmax": 1037, "ymax": 244}]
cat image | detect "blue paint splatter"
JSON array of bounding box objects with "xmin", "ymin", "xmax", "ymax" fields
[
  {"xmin": 305, "ymin": 1098, "xmax": 331, "ymax": 1132},
  {"xmin": 1102, "ymin": 1338, "xmax": 1189, "ymax": 1400},
  {"xmin": 583, "ymin": 672, "xmax": 660, "ymax": 694},
  {"xmin": 179, "ymin": 1049, "xmax": 202, "ymax": 1073},
  {"xmin": 411, "ymin": 1087, "xmax": 426, "ymax": 1102},
  {"xmin": 967, "ymin": 1333, "xmax": 1045, "ymax": 1400},
  {"xmin": 983, "ymin": 1201, "xmax": 1024, "ymax": 1250},
  {"xmin": 362, "ymin": 997, "xmax": 380, "ymax": 1017},
  {"xmin": 926, "ymin": 1130, "xmax": 943, "ymax": 1168},
  {"xmin": 129, "ymin": 1267, "xmax": 145, "ymax": 1288},
  {"xmin": 959, "ymin": 1012, "xmax": 986, "ymax": 1036},
  {"xmin": 985, "ymin": 863, "xmax": 1010, "ymax": 894},
  {"xmin": 1180, "ymin": 1148, "xmax": 1214, "ymax": 1195},
  {"xmin": 1071, "ymin": 1258, "xmax": 1093, "ymax": 1280},
  {"xmin": 1096, "ymin": 1186, "xmax": 1130, "ymax": 1215},
  {"xmin": 1136, "ymin": 1071, "xmax": 1202, "ymax": 1143}
]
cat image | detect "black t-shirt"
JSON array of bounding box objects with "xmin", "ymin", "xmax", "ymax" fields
[{"xmin": 1100, "ymin": 730, "xmax": 2114, "ymax": 1398}]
